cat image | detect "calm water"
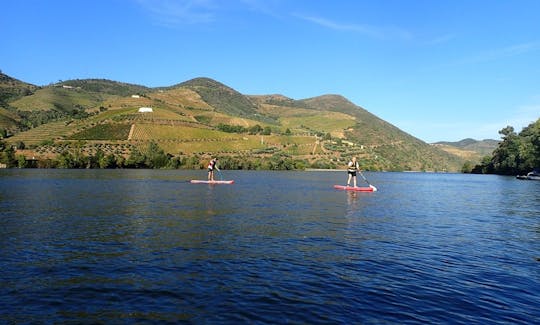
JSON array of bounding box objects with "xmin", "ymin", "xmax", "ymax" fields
[{"xmin": 1, "ymin": 169, "xmax": 539, "ymax": 324}]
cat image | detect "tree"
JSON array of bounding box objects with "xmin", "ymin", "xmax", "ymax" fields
[
  {"xmin": 518, "ymin": 119, "xmax": 540, "ymax": 171},
  {"xmin": 56, "ymin": 151, "xmax": 75, "ymax": 168},
  {"xmin": 491, "ymin": 126, "xmax": 520, "ymax": 175},
  {"xmin": 0, "ymin": 145, "xmax": 16, "ymax": 167},
  {"xmin": 17, "ymin": 155, "xmax": 28, "ymax": 168},
  {"xmin": 126, "ymin": 148, "xmax": 146, "ymax": 168},
  {"xmin": 15, "ymin": 141, "xmax": 25, "ymax": 150},
  {"xmin": 472, "ymin": 118, "xmax": 540, "ymax": 175},
  {"xmin": 92, "ymin": 149, "xmax": 115, "ymax": 168},
  {"xmin": 249, "ymin": 124, "xmax": 263, "ymax": 134},
  {"xmin": 115, "ymin": 155, "xmax": 126, "ymax": 168},
  {"xmin": 145, "ymin": 141, "xmax": 169, "ymax": 168},
  {"xmin": 461, "ymin": 161, "xmax": 473, "ymax": 173},
  {"xmin": 102, "ymin": 154, "xmax": 117, "ymax": 168},
  {"xmin": 262, "ymin": 126, "xmax": 272, "ymax": 135}
]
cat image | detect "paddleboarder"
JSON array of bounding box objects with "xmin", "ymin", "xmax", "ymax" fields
[
  {"xmin": 207, "ymin": 158, "xmax": 220, "ymax": 181},
  {"xmin": 346, "ymin": 157, "xmax": 360, "ymax": 187}
]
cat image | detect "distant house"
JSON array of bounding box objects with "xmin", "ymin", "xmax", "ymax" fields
[
  {"xmin": 131, "ymin": 95, "xmax": 140, "ymax": 98},
  {"xmin": 138, "ymin": 107, "xmax": 153, "ymax": 113}
]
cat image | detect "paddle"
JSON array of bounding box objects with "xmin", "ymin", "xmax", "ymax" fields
[
  {"xmin": 359, "ymin": 170, "xmax": 377, "ymax": 191},
  {"xmin": 217, "ymin": 169, "xmax": 224, "ymax": 181}
]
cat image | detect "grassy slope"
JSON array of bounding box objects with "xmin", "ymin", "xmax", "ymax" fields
[
  {"xmin": 10, "ymin": 79, "xmax": 151, "ymax": 112},
  {"xmin": 0, "ymin": 107, "xmax": 19, "ymax": 130},
  {"xmin": 10, "ymin": 87, "xmax": 110, "ymax": 112},
  {"xmin": 177, "ymin": 78, "xmax": 276, "ymax": 124},
  {"xmin": 431, "ymin": 144, "xmax": 482, "ymax": 161},
  {"xmin": 258, "ymin": 104, "xmax": 355, "ymax": 136},
  {"xmin": 0, "ymin": 73, "xmax": 39, "ymax": 130},
  {"xmin": 0, "ymin": 72, "xmax": 39, "ymax": 103},
  {"xmin": 298, "ymin": 95, "xmax": 466, "ymax": 171}
]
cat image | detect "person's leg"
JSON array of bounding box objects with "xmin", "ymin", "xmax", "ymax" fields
[{"xmin": 347, "ymin": 173, "xmax": 352, "ymax": 186}]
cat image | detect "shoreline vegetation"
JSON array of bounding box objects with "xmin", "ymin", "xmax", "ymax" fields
[
  {"xmin": 2, "ymin": 119, "xmax": 539, "ymax": 174},
  {"xmin": 0, "ymin": 140, "xmax": 323, "ymax": 170}
]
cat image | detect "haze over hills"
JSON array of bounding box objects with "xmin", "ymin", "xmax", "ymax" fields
[{"xmin": 0, "ymin": 72, "xmax": 484, "ymax": 171}]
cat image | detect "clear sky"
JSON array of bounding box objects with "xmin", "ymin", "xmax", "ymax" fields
[{"xmin": 2, "ymin": 0, "xmax": 539, "ymax": 143}]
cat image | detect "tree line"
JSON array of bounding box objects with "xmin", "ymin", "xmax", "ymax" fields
[
  {"xmin": 217, "ymin": 123, "xmax": 273, "ymax": 135},
  {"xmin": 466, "ymin": 118, "xmax": 540, "ymax": 175},
  {"xmin": 0, "ymin": 140, "xmax": 309, "ymax": 170}
]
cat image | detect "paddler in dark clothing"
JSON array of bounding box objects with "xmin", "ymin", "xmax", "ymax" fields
[
  {"xmin": 207, "ymin": 158, "xmax": 219, "ymax": 181},
  {"xmin": 346, "ymin": 157, "xmax": 360, "ymax": 187}
]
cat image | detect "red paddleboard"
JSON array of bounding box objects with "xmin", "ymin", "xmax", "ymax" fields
[
  {"xmin": 190, "ymin": 180, "xmax": 234, "ymax": 184},
  {"xmin": 334, "ymin": 185, "xmax": 376, "ymax": 192}
]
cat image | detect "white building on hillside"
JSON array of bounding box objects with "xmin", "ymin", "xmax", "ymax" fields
[{"xmin": 138, "ymin": 107, "xmax": 153, "ymax": 113}]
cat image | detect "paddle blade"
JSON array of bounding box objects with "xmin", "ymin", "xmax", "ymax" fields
[{"xmin": 369, "ymin": 184, "xmax": 378, "ymax": 192}]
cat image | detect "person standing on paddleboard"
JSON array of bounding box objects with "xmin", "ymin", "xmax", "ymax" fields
[
  {"xmin": 207, "ymin": 158, "xmax": 220, "ymax": 181},
  {"xmin": 347, "ymin": 157, "xmax": 360, "ymax": 187}
]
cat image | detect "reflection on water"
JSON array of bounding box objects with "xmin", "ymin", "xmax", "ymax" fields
[{"xmin": 1, "ymin": 169, "xmax": 539, "ymax": 324}]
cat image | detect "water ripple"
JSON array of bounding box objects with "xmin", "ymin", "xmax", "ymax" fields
[{"xmin": 1, "ymin": 170, "xmax": 540, "ymax": 323}]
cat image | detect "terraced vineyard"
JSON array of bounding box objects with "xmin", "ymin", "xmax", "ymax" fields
[
  {"xmin": 68, "ymin": 123, "xmax": 132, "ymax": 140},
  {"xmin": 7, "ymin": 120, "xmax": 79, "ymax": 145},
  {"xmin": 130, "ymin": 124, "xmax": 233, "ymax": 141},
  {"xmin": 261, "ymin": 105, "xmax": 356, "ymax": 136}
]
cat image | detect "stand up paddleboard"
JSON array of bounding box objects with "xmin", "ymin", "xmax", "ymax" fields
[
  {"xmin": 190, "ymin": 180, "xmax": 234, "ymax": 184},
  {"xmin": 334, "ymin": 185, "xmax": 376, "ymax": 192}
]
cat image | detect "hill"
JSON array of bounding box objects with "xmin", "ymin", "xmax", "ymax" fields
[
  {"xmin": 0, "ymin": 72, "xmax": 39, "ymax": 131},
  {"xmin": 432, "ymin": 138, "xmax": 499, "ymax": 162},
  {"xmin": 1, "ymin": 73, "xmax": 470, "ymax": 171},
  {"xmin": 59, "ymin": 79, "xmax": 150, "ymax": 96},
  {"xmin": 0, "ymin": 72, "xmax": 39, "ymax": 104},
  {"xmin": 176, "ymin": 78, "xmax": 268, "ymax": 121}
]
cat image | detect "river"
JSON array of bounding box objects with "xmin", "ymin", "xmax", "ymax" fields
[{"xmin": 1, "ymin": 169, "xmax": 539, "ymax": 323}]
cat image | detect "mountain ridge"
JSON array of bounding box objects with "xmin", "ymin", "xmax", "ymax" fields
[
  {"xmin": 1, "ymin": 73, "xmax": 473, "ymax": 171},
  {"xmin": 432, "ymin": 138, "xmax": 499, "ymax": 159}
]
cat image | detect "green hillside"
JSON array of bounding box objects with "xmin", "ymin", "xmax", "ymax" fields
[
  {"xmin": 1, "ymin": 73, "xmax": 469, "ymax": 171},
  {"xmin": 0, "ymin": 107, "xmax": 19, "ymax": 131},
  {"xmin": 59, "ymin": 79, "xmax": 150, "ymax": 96},
  {"xmin": 177, "ymin": 77, "xmax": 273, "ymax": 122},
  {"xmin": 0, "ymin": 73, "xmax": 39, "ymax": 132},
  {"xmin": 0, "ymin": 72, "xmax": 38, "ymax": 104},
  {"xmin": 10, "ymin": 86, "xmax": 107, "ymax": 112}
]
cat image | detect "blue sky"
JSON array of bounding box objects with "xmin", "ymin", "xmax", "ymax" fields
[{"xmin": 2, "ymin": 0, "xmax": 539, "ymax": 143}]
